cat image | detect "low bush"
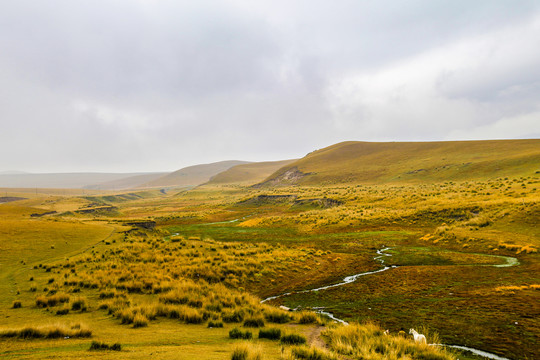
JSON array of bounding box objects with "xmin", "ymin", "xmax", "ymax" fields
[
  {"xmin": 207, "ymin": 320, "xmax": 224, "ymax": 328},
  {"xmin": 12, "ymin": 301, "xmax": 22, "ymax": 309}
]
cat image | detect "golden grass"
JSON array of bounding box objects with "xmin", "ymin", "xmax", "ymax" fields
[
  {"xmin": 323, "ymin": 322, "xmax": 456, "ymax": 360},
  {"xmin": 0, "ymin": 323, "xmax": 91, "ymax": 339}
]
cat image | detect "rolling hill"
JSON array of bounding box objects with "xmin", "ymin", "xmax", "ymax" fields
[
  {"xmin": 257, "ymin": 139, "xmax": 540, "ymax": 186},
  {"xmin": 141, "ymin": 160, "xmax": 250, "ymax": 188},
  {"xmin": 206, "ymin": 159, "xmax": 297, "ymax": 186}
]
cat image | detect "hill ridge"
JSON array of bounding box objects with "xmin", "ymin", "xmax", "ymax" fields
[{"xmin": 257, "ymin": 139, "xmax": 540, "ymax": 186}]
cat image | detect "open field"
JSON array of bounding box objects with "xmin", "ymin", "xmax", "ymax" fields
[{"xmin": 1, "ymin": 159, "xmax": 538, "ymax": 359}]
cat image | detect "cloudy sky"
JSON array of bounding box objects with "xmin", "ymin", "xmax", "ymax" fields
[{"xmin": 1, "ymin": 1, "xmax": 539, "ymax": 173}]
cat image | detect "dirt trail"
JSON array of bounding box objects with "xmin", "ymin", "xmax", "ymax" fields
[{"xmin": 307, "ymin": 325, "xmax": 327, "ymax": 348}]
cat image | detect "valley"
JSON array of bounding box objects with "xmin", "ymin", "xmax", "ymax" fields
[{"xmin": 0, "ymin": 140, "xmax": 539, "ymax": 360}]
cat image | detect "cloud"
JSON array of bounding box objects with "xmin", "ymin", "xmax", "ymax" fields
[
  {"xmin": 325, "ymin": 13, "xmax": 540, "ymax": 141},
  {"xmin": 0, "ymin": 1, "xmax": 538, "ymax": 172}
]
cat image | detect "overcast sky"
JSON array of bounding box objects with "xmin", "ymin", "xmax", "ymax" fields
[{"xmin": 1, "ymin": 1, "xmax": 539, "ymax": 173}]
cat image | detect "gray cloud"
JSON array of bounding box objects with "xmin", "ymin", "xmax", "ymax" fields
[{"xmin": 0, "ymin": 0, "xmax": 539, "ymax": 172}]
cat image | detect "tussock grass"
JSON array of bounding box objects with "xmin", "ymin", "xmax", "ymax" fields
[
  {"xmin": 207, "ymin": 320, "xmax": 223, "ymax": 328},
  {"xmin": 132, "ymin": 313, "xmax": 149, "ymax": 328},
  {"xmin": 89, "ymin": 341, "xmax": 121, "ymax": 351},
  {"xmin": 296, "ymin": 311, "xmax": 319, "ymax": 324},
  {"xmin": 258, "ymin": 327, "xmax": 281, "ymax": 340},
  {"xmin": 280, "ymin": 332, "xmax": 306, "ymax": 345},
  {"xmin": 243, "ymin": 315, "xmax": 265, "ymax": 328},
  {"xmin": 71, "ymin": 296, "xmax": 88, "ymax": 311},
  {"xmin": 290, "ymin": 345, "xmax": 339, "ymax": 360},
  {"xmin": 0, "ymin": 323, "xmax": 91, "ymax": 339},
  {"xmin": 324, "ymin": 323, "xmax": 456, "ymax": 360},
  {"xmin": 229, "ymin": 328, "xmax": 253, "ymax": 339},
  {"xmin": 231, "ymin": 342, "xmax": 263, "ymax": 360},
  {"xmin": 264, "ymin": 309, "xmax": 292, "ymax": 323},
  {"xmin": 35, "ymin": 293, "xmax": 70, "ymax": 307}
]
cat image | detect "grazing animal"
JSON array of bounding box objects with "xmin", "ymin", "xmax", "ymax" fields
[
  {"xmin": 383, "ymin": 329, "xmax": 389, "ymax": 336},
  {"xmin": 409, "ymin": 328, "xmax": 427, "ymax": 344}
]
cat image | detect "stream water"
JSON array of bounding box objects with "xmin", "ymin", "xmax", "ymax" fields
[{"xmin": 261, "ymin": 247, "xmax": 515, "ymax": 360}]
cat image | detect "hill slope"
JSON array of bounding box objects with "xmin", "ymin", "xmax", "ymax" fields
[
  {"xmin": 206, "ymin": 159, "xmax": 297, "ymax": 185},
  {"xmin": 258, "ymin": 139, "xmax": 540, "ymax": 186},
  {"xmin": 141, "ymin": 160, "xmax": 250, "ymax": 188}
]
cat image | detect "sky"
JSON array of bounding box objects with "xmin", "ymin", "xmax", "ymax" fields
[{"xmin": 1, "ymin": 0, "xmax": 539, "ymax": 173}]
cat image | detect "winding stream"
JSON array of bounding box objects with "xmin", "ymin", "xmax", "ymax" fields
[{"xmin": 262, "ymin": 247, "xmax": 516, "ymax": 360}]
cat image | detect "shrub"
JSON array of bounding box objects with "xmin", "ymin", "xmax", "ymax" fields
[
  {"xmin": 229, "ymin": 328, "xmax": 252, "ymax": 339},
  {"xmin": 281, "ymin": 333, "xmax": 307, "ymax": 345},
  {"xmin": 258, "ymin": 327, "xmax": 281, "ymax": 340},
  {"xmin": 12, "ymin": 301, "xmax": 22, "ymax": 309},
  {"xmin": 243, "ymin": 316, "xmax": 265, "ymax": 328},
  {"xmin": 208, "ymin": 320, "xmax": 223, "ymax": 328}
]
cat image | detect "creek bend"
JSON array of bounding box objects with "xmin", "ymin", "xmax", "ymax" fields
[{"xmin": 261, "ymin": 247, "xmax": 516, "ymax": 360}]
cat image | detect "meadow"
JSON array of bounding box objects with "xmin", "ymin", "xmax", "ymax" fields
[{"xmin": 0, "ymin": 172, "xmax": 538, "ymax": 359}]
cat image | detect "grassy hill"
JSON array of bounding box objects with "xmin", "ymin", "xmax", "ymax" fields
[
  {"xmin": 141, "ymin": 160, "xmax": 250, "ymax": 188},
  {"xmin": 206, "ymin": 159, "xmax": 297, "ymax": 186},
  {"xmin": 258, "ymin": 139, "xmax": 540, "ymax": 186}
]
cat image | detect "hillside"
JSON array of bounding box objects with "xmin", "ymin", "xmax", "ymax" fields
[
  {"xmin": 206, "ymin": 159, "xmax": 297, "ymax": 185},
  {"xmin": 258, "ymin": 139, "xmax": 540, "ymax": 186},
  {"xmin": 141, "ymin": 160, "xmax": 250, "ymax": 188}
]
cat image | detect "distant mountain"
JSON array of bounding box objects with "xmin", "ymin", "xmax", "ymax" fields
[
  {"xmin": 84, "ymin": 173, "xmax": 168, "ymax": 190},
  {"xmin": 0, "ymin": 171, "xmax": 29, "ymax": 175},
  {"xmin": 0, "ymin": 172, "xmax": 164, "ymax": 189},
  {"xmin": 141, "ymin": 160, "xmax": 250, "ymax": 188},
  {"xmin": 206, "ymin": 159, "xmax": 297, "ymax": 186},
  {"xmin": 257, "ymin": 139, "xmax": 540, "ymax": 186}
]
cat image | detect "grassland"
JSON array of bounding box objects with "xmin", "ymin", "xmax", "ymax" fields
[{"xmin": 1, "ymin": 160, "xmax": 538, "ymax": 359}]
